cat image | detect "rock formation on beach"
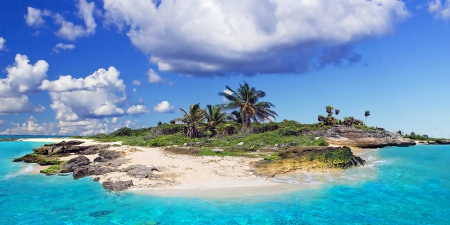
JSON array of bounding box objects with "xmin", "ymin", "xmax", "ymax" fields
[{"xmin": 309, "ymin": 126, "xmax": 416, "ymax": 148}]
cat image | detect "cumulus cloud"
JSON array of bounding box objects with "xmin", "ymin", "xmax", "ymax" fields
[
  {"xmin": 103, "ymin": 0, "xmax": 410, "ymax": 76},
  {"xmin": 127, "ymin": 105, "xmax": 150, "ymax": 115},
  {"xmin": 132, "ymin": 80, "xmax": 141, "ymax": 86},
  {"xmin": 0, "ymin": 37, "xmax": 5, "ymax": 51},
  {"xmin": 53, "ymin": 43, "xmax": 75, "ymax": 53},
  {"xmin": 0, "ymin": 116, "xmax": 57, "ymax": 135},
  {"xmin": 429, "ymin": 0, "xmax": 450, "ymax": 20},
  {"xmin": 40, "ymin": 66, "xmax": 127, "ymax": 121},
  {"xmin": 147, "ymin": 68, "xmax": 163, "ymax": 83},
  {"xmin": 154, "ymin": 101, "xmax": 174, "ymax": 113},
  {"xmin": 54, "ymin": 0, "xmax": 97, "ymax": 40},
  {"xmin": 24, "ymin": 7, "xmax": 51, "ymax": 27},
  {"xmin": 0, "ymin": 54, "xmax": 48, "ymax": 114}
]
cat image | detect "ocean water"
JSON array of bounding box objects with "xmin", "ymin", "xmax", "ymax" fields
[{"xmin": 1, "ymin": 141, "xmax": 449, "ymax": 225}]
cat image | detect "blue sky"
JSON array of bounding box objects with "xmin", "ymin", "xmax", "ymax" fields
[{"xmin": 0, "ymin": 0, "xmax": 449, "ymax": 137}]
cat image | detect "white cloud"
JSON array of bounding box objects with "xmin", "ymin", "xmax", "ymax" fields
[
  {"xmin": 222, "ymin": 89, "xmax": 233, "ymax": 103},
  {"xmin": 0, "ymin": 54, "xmax": 48, "ymax": 114},
  {"xmin": 0, "ymin": 37, "xmax": 5, "ymax": 51},
  {"xmin": 40, "ymin": 67, "xmax": 127, "ymax": 121},
  {"xmin": 0, "ymin": 96, "xmax": 45, "ymax": 114},
  {"xmin": 147, "ymin": 68, "xmax": 163, "ymax": 83},
  {"xmin": 24, "ymin": 7, "xmax": 51, "ymax": 27},
  {"xmin": 132, "ymin": 80, "xmax": 141, "ymax": 86},
  {"xmin": 53, "ymin": 43, "xmax": 75, "ymax": 53},
  {"xmin": 127, "ymin": 104, "xmax": 150, "ymax": 115},
  {"xmin": 103, "ymin": 0, "xmax": 409, "ymax": 76},
  {"xmin": 429, "ymin": 0, "xmax": 450, "ymax": 21},
  {"xmin": 0, "ymin": 119, "xmax": 4, "ymax": 125},
  {"xmin": 54, "ymin": 0, "xmax": 97, "ymax": 40},
  {"xmin": 0, "ymin": 116, "xmax": 56, "ymax": 135},
  {"xmin": 1, "ymin": 54, "xmax": 48, "ymax": 96},
  {"xmin": 154, "ymin": 101, "xmax": 174, "ymax": 113}
]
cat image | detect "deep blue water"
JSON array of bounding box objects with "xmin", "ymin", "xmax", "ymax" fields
[{"xmin": 1, "ymin": 140, "xmax": 449, "ymax": 224}]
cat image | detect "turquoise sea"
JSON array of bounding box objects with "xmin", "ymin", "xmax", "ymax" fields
[{"xmin": 1, "ymin": 140, "xmax": 449, "ymax": 225}]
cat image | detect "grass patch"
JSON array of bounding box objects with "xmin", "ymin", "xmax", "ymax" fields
[
  {"xmin": 13, "ymin": 153, "xmax": 62, "ymax": 165},
  {"xmin": 254, "ymin": 146, "xmax": 365, "ymax": 176},
  {"xmin": 40, "ymin": 163, "xmax": 64, "ymax": 175}
]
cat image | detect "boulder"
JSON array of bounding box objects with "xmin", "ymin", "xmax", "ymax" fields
[
  {"xmin": 63, "ymin": 155, "xmax": 91, "ymax": 172},
  {"xmin": 72, "ymin": 165, "xmax": 116, "ymax": 179},
  {"xmin": 121, "ymin": 165, "xmax": 158, "ymax": 179},
  {"xmin": 94, "ymin": 150, "xmax": 121, "ymax": 162},
  {"xmin": 102, "ymin": 180, "xmax": 133, "ymax": 191}
]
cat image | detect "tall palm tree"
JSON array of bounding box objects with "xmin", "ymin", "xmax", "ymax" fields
[
  {"xmin": 205, "ymin": 104, "xmax": 229, "ymax": 136},
  {"xmin": 219, "ymin": 82, "xmax": 278, "ymax": 127},
  {"xmin": 365, "ymin": 110, "xmax": 370, "ymax": 124},
  {"xmin": 176, "ymin": 103, "xmax": 205, "ymax": 138}
]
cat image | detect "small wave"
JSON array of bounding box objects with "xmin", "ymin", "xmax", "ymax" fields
[{"xmin": 1, "ymin": 164, "xmax": 35, "ymax": 181}]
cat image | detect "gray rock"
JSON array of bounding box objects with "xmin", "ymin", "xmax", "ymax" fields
[
  {"xmin": 274, "ymin": 143, "xmax": 279, "ymax": 147},
  {"xmin": 72, "ymin": 165, "xmax": 116, "ymax": 179},
  {"xmin": 102, "ymin": 180, "xmax": 133, "ymax": 191},
  {"xmin": 94, "ymin": 150, "xmax": 121, "ymax": 162},
  {"xmin": 93, "ymin": 177, "xmax": 100, "ymax": 182},
  {"xmin": 436, "ymin": 139, "xmax": 450, "ymax": 144},
  {"xmin": 121, "ymin": 164, "xmax": 158, "ymax": 179},
  {"xmin": 212, "ymin": 148, "xmax": 223, "ymax": 152},
  {"xmin": 63, "ymin": 155, "xmax": 91, "ymax": 172},
  {"xmin": 237, "ymin": 142, "xmax": 244, "ymax": 146}
]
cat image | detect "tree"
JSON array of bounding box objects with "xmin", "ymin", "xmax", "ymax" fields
[
  {"xmin": 176, "ymin": 103, "xmax": 205, "ymax": 138},
  {"xmin": 230, "ymin": 110, "xmax": 244, "ymax": 125},
  {"xmin": 343, "ymin": 117, "xmax": 355, "ymax": 127},
  {"xmin": 335, "ymin": 109, "xmax": 340, "ymax": 116},
  {"xmin": 326, "ymin": 105, "xmax": 334, "ymax": 117},
  {"xmin": 205, "ymin": 104, "xmax": 229, "ymax": 136},
  {"xmin": 365, "ymin": 110, "xmax": 370, "ymax": 119},
  {"xmin": 219, "ymin": 81, "xmax": 278, "ymax": 127}
]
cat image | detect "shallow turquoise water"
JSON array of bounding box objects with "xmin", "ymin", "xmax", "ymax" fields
[{"xmin": 1, "ymin": 141, "xmax": 449, "ymax": 224}]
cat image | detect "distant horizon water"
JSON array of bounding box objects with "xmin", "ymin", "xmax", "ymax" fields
[{"xmin": 0, "ymin": 141, "xmax": 449, "ymax": 224}]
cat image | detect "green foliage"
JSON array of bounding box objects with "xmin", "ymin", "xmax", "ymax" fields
[
  {"xmin": 404, "ymin": 132, "xmax": 438, "ymax": 141},
  {"xmin": 40, "ymin": 163, "xmax": 64, "ymax": 175},
  {"xmin": 13, "ymin": 153, "xmax": 61, "ymax": 165}
]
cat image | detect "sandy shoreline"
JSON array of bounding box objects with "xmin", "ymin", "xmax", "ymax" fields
[{"xmin": 18, "ymin": 138, "xmax": 369, "ymax": 198}]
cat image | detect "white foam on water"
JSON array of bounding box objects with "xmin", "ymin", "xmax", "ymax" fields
[{"xmin": 1, "ymin": 164, "xmax": 35, "ymax": 181}]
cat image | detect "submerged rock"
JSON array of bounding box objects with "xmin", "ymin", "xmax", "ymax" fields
[{"xmin": 102, "ymin": 180, "xmax": 133, "ymax": 191}]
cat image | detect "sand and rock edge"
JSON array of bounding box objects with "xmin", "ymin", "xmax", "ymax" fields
[{"xmin": 13, "ymin": 139, "xmax": 367, "ymax": 192}]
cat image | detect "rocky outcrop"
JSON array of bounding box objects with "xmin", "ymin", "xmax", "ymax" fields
[
  {"xmin": 63, "ymin": 156, "xmax": 91, "ymax": 172},
  {"xmin": 73, "ymin": 165, "xmax": 116, "ymax": 179},
  {"xmin": 436, "ymin": 139, "xmax": 450, "ymax": 144},
  {"xmin": 102, "ymin": 180, "xmax": 133, "ymax": 191},
  {"xmin": 121, "ymin": 164, "xmax": 166, "ymax": 179},
  {"xmin": 33, "ymin": 141, "xmax": 108, "ymax": 156},
  {"xmin": 93, "ymin": 150, "xmax": 121, "ymax": 162},
  {"xmin": 309, "ymin": 126, "xmax": 416, "ymax": 148},
  {"xmin": 254, "ymin": 146, "xmax": 365, "ymax": 176}
]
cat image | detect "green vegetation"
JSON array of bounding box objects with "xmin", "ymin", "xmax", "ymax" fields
[
  {"xmin": 254, "ymin": 146, "xmax": 365, "ymax": 176},
  {"xmin": 403, "ymin": 132, "xmax": 439, "ymax": 141},
  {"xmin": 40, "ymin": 163, "xmax": 64, "ymax": 175},
  {"xmin": 0, "ymin": 138, "xmax": 19, "ymax": 142},
  {"xmin": 13, "ymin": 153, "xmax": 62, "ymax": 165}
]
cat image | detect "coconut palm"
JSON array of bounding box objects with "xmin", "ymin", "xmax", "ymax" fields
[
  {"xmin": 230, "ymin": 110, "xmax": 244, "ymax": 125},
  {"xmin": 205, "ymin": 104, "xmax": 230, "ymax": 136},
  {"xmin": 219, "ymin": 82, "xmax": 278, "ymax": 127},
  {"xmin": 176, "ymin": 103, "xmax": 205, "ymax": 138}
]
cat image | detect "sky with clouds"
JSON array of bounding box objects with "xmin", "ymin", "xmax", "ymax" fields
[{"xmin": 0, "ymin": 0, "xmax": 449, "ymax": 137}]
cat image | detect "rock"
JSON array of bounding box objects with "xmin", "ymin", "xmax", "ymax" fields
[
  {"xmin": 427, "ymin": 141, "xmax": 437, "ymax": 144},
  {"xmin": 308, "ymin": 126, "xmax": 416, "ymax": 148},
  {"xmin": 94, "ymin": 150, "xmax": 121, "ymax": 162},
  {"xmin": 63, "ymin": 155, "xmax": 91, "ymax": 172},
  {"xmin": 93, "ymin": 177, "xmax": 100, "ymax": 182},
  {"xmin": 102, "ymin": 180, "xmax": 133, "ymax": 191},
  {"xmin": 436, "ymin": 139, "xmax": 450, "ymax": 144},
  {"xmin": 274, "ymin": 144, "xmax": 279, "ymax": 147},
  {"xmin": 101, "ymin": 158, "xmax": 128, "ymax": 167},
  {"xmin": 212, "ymin": 148, "xmax": 223, "ymax": 152},
  {"xmin": 73, "ymin": 165, "xmax": 116, "ymax": 179},
  {"xmin": 183, "ymin": 143, "xmax": 188, "ymax": 147},
  {"xmin": 121, "ymin": 165, "xmax": 158, "ymax": 179},
  {"xmin": 314, "ymin": 137, "xmax": 320, "ymax": 140},
  {"xmin": 237, "ymin": 142, "xmax": 244, "ymax": 146}
]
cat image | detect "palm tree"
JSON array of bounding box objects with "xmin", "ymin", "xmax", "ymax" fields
[
  {"xmin": 326, "ymin": 105, "xmax": 334, "ymax": 117},
  {"xmin": 365, "ymin": 110, "xmax": 370, "ymax": 124},
  {"xmin": 205, "ymin": 104, "xmax": 229, "ymax": 136},
  {"xmin": 219, "ymin": 82, "xmax": 278, "ymax": 127},
  {"xmin": 176, "ymin": 103, "xmax": 205, "ymax": 138},
  {"xmin": 335, "ymin": 109, "xmax": 340, "ymax": 116},
  {"xmin": 230, "ymin": 110, "xmax": 244, "ymax": 125}
]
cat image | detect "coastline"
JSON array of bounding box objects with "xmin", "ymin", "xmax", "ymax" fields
[{"xmin": 15, "ymin": 138, "xmax": 373, "ymax": 197}]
